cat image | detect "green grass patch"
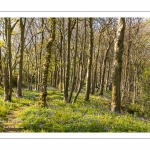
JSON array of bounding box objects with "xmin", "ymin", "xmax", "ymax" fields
[
  {"xmin": 0, "ymin": 87, "xmax": 150, "ymax": 132},
  {"xmin": 0, "ymin": 99, "xmax": 16, "ymax": 117},
  {"xmin": 0, "ymin": 89, "xmax": 39, "ymax": 118},
  {"xmin": 17, "ymin": 90, "xmax": 150, "ymax": 132}
]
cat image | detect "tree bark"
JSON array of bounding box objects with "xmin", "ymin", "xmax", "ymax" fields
[
  {"xmin": 38, "ymin": 18, "xmax": 44, "ymax": 91},
  {"xmin": 17, "ymin": 18, "xmax": 26, "ymax": 97},
  {"xmin": 39, "ymin": 18, "xmax": 56, "ymax": 107},
  {"xmin": 73, "ymin": 18, "xmax": 87, "ymax": 103},
  {"xmin": 85, "ymin": 18, "xmax": 93, "ymax": 101},
  {"xmin": 68, "ymin": 18, "xmax": 78, "ymax": 103},
  {"xmin": 64, "ymin": 18, "xmax": 71, "ymax": 103},
  {"xmin": 91, "ymin": 34, "xmax": 101, "ymax": 95},
  {"xmin": 100, "ymin": 40, "xmax": 112, "ymax": 95},
  {"xmin": 111, "ymin": 18, "xmax": 125, "ymax": 113},
  {"xmin": 64, "ymin": 18, "xmax": 76, "ymax": 103},
  {"xmin": 0, "ymin": 47, "xmax": 2, "ymax": 87},
  {"xmin": 62, "ymin": 18, "xmax": 66, "ymax": 93}
]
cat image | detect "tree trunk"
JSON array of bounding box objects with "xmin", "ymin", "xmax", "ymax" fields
[
  {"xmin": 17, "ymin": 18, "xmax": 26, "ymax": 97},
  {"xmin": 73, "ymin": 18, "xmax": 87, "ymax": 103},
  {"xmin": 68, "ymin": 18, "xmax": 78, "ymax": 103},
  {"xmin": 121, "ymin": 18, "xmax": 132, "ymax": 104},
  {"xmin": 111, "ymin": 18, "xmax": 125, "ymax": 113},
  {"xmin": 59, "ymin": 18, "xmax": 63, "ymax": 92},
  {"xmin": 39, "ymin": 18, "xmax": 56, "ymax": 107},
  {"xmin": 100, "ymin": 41, "xmax": 112, "ymax": 95},
  {"xmin": 0, "ymin": 47, "xmax": 2, "ymax": 87},
  {"xmin": 91, "ymin": 33, "xmax": 101, "ymax": 95},
  {"xmin": 38, "ymin": 18, "xmax": 44, "ymax": 91},
  {"xmin": 64, "ymin": 18, "xmax": 71, "ymax": 103},
  {"xmin": 4, "ymin": 64, "xmax": 9, "ymax": 101},
  {"xmin": 4, "ymin": 18, "xmax": 13, "ymax": 102},
  {"xmin": 63, "ymin": 18, "xmax": 66, "ymax": 94},
  {"xmin": 132, "ymin": 61, "xmax": 138, "ymax": 104},
  {"xmin": 85, "ymin": 18, "xmax": 93, "ymax": 101}
]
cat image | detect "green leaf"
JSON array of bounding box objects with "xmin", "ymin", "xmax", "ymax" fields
[{"xmin": 0, "ymin": 40, "xmax": 4, "ymax": 46}]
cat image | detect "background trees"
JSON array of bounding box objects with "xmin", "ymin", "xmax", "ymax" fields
[{"xmin": 0, "ymin": 17, "xmax": 150, "ymax": 114}]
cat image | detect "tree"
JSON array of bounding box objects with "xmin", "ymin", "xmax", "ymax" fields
[
  {"xmin": 68, "ymin": 18, "xmax": 78, "ymax": 103},
  {"xmin": 99, "ymin": 36, "xmax": 113, "ymax": 95},
  {"xmin": 39, "ymin": 18, "xmax": 56, "ymax": 107},
  {"xmin": 73, "ymin": 18, "xmax": 87, "ymax": 103},
  {"xmin": 85, "ymin": 18, "xmax": 94, "ymax": 101},
  {"xmin": 4, "ymin": 18, "xmax": 19, "ymax": 102},
  {"xmin": 64, "ymin": 18, "xmax": 71, "ymax": 103},
  {"xmin": 16, "ymin": 18, "xmax": 26, "ymax": 97},
  {"xmin": 64, "ymin": 18, "xmax": 76, "ymax": 103},
  {"xmin": 111, "ymin": 18, "xmax": 126, "ymax": 112}
]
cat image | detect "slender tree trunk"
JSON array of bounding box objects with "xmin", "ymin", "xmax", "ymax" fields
[
  {"xmin": 39, "ymin": 18, "xmax": 56, "ymax": 107},
  {"xmin": 27, "ymin": 59, "xmax": 30, "ymax": 90},
  {"xmin": 35, "ymin": 36, "xmax": 38, "ymax": 90},
  {"xmin": 111, "ymin": 18, "xmax": 125, "ymax": 113},
  {"xmin": 4, "ymin": 63, "xmax": 9, "ymax": 101},
  {"xmin": 60, "ymin": 33, "xmax": 63, "ymax": 91},
  {"xmin": 91, "ymin": 52, "xmax": 96, "ymax": 95},
  {"xmin": 59, "ymin": 19, "xmax": 63, "ymax": 92},
  {"xmin": 100, "ymin": 41, "xmax": 112, "ymax": 95},
  {"xmin": 53, "ymin": 50, "xmax": 57, "ymax": 87},
  {"xmin": 0, "ymin": 47, "xmax": 2, "ymax": 86},
  {"xmin": 105, "ymin": 60, "xmax": 111, "ymax": 91},
  {"xmin": 121, "ymin": 19, "xmax": 132, "ymax": 104},
  {"xmin": 38, "ymin": 18, "xmax": 44, "ymax": 91},
  {"xmin": 3, "ymin": 18, "xmax": 18, "ymax": 101},
  {"xmin": 63, "ymin": 18, "xmax": 76, "ymax": 102},
  {"xmin": 64, "ymin": 18, "xmax": 71, "ymax": 102},
  {"xmin": 73, "ymin": 18, "xmax": 87, "ymax": 103},
  {"xmin": 17, "ymin": 18, "xmax": 26, "ymax": 97},
  {"xmin": 96, "ymin": 61, "xmax": 102, "ymax": 93},
  {"xmin": 68, "ymin": 18, "xmax": 78, "ymax": 103},
  {"xmin": 63, "ymin": 18, "xmax": 66, "ymax": 93},
  {"xmin": 85, "ymin": 18, "xmax": 93, "ymax": 101},
  {"xmin": 7, "ymin": 18, "xmax": 12, "ymax": 102},
  {"xmin": 91, "ymin": 33, "xmax": 101, "ymax": 94},
  {"xmin": 132, "ymin": 61, "xmax": 137, "ymax": 104}
]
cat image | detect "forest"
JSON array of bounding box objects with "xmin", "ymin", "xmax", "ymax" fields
[{"xmin": 0, "ymin": 17, "xmax": 150, "ymax": 132}]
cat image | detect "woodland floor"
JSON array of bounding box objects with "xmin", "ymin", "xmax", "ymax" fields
[
  {"xmin": 2, "ymin": 107, "xmax": 26, "ymax": 132},
  {"xmin": 0, "ymin": 87, "xmax": 150, "ymax": 132}
]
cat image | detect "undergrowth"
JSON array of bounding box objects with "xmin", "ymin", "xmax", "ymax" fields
[
  {"xmin": 0, "ymin": 88, "xmax": 39, "ymax": 119},
  {"xmin": 18, "ymin": 89, "xmax": 150, "ymax": 132},
  {"xmin": 0, "ymin": 87, "xmax": 150, "ymax": 132}
]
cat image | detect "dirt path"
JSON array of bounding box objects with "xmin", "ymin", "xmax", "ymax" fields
[{"xmin": 1, "ymin": 107, "xmax": 27, "ymax": 132}]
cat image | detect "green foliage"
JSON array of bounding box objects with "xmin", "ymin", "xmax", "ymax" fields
[
  {"xmin": 123, "ymin": 103, "xmax": 142, "ymax": 115},
  {"xmin": 0, "ymin": 89, "xmax": 15, "ymax": 117},
  {"xmin": 141, "ymin": 68, "xmax": 150, "ymax": 91},
  {"xmin": 0, "ymin": 88, "xmax": 150, "ymax": 132},
  {"xmin": 0, "ymin": 100, "xmax": 15, "ymax": 117},
  {"xmin": 0, "ymin": 89, "xmax": 39, "ymax": 117},
  {"xmin": 11, "ymin": 30, "xmax": 16, "ymax": 35},
  {"xmin": 122, "ymin": 102, "xmax": 150, "ymax": 119},
  {"xmin": 0, "ymin": 40, "xmax": 4, "ymax": 46},
  {"xmin": 138, "ymin": 67, "xmax": 150, "ymax": 118},
  {"xmin": 17, "ymin": 90, "xmax": 150, "ymax": 132}
]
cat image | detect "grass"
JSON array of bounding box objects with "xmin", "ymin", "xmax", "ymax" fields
[
  {"xmin": 0, "ymin": 88, "xmax": 40, "ymax": 132},
  {"xmin": 0, "ymin": 88, "xmax": 39, "ymax": 117},
  {"xmin": 18, "ymin": 89, "xmax": 150, "ymax": 132},
  {"xmin": 0, "ymin": 87, "xmax": 150, "ymax": 132}
]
